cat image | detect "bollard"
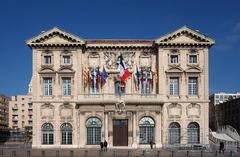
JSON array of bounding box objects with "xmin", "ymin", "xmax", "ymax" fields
[
  {"xmin": 27, "ymin": 150, "xmax": 31, "ymax": 156},
  {"xmin": 12, "ymin": 150, "xmax": 16, "ymax": 156},
  {"xmin": 99, "ymin": 150, "xmax": 102, "ymax": 156},
  {"xmin": 56, "ymin": 150, "xmax": 59, "ymax": 157},
  {"xmin": 128, "ymin": 150, "xmax": 131, "ymax": 156},
  {"xmin": 113, "ymin": 150, "xmax": 116, "ymax": 156},
  {"xmin": 230, "ymin": 151, "xmax": 233, "ymax": 156},
  {"xmin": 186, "ymin": 151, "xmax": 189, "ymax": 156},
  {"xmin": 84, "ymin": 150, "xmax": 88, "ymax": 157},
  {"xmin": 1, "ymin": 149, "xmax": 3, "ymax": 156},
  {"xmin": 157, "ymin": 150, "xmax": 160, "ymax": 156},
  {"xmin": 171, "ymin": 151, "xmax": 174, "ymax": 156},
  {"xmin": 42, "ymin": 151, "xmax": 45, "ymax": 157},
  {"xmin": 201, "ymin": 151, "xmax": 203, "ymax": 156},
  {"xmin": 142, "ymin": 150, "xmax": 145, "ymax": 156},
  {"xmin": 215, "ymin": 151, "xmax": 217, "ymax": 156},
  {"xmin": 70, "ymin": 150, "xmax": 74, "ymax": 157}
]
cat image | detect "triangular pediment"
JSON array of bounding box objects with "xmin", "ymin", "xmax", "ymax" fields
[
  {"xmin": 26, "ymin": 27, "xmax": 85, "ymax": 46},
  {"xmin": 166, "ymin": 66, "xmax": 184, "ymax": 73},
  {"xmin": 58, "ymin": 66, "xmax": 75, "ymax": 73},
  {"xmin": 185, "ymin": 67, "xmax": 202, "ymax": 73},
  {"xmin": 39, "ymin": 67, "xmax": 56, "ymax": 74},
  {"xmin": 156, "ymin": 26, "xmax": 215, "ymax": 46}
]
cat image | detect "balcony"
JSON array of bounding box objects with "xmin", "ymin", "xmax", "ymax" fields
[
  {"xmin": 12, "ymin": 112, "xmax": 18, "ymax": 115},
  {"xmin": 77, "ymin": 93, "xmax": 163, "ymax": 105}
]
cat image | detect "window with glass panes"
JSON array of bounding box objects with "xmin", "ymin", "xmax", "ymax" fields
[
  {"xmin": 170, "ymin": 77, "xmax": 179, "ymax": 95},
  {"xmin": 44, "ymin": 56, "xmax": 52, "ymax": 64},
  {"xmin": 189, "ymin": 55, "xmax": 197, "ymax": 64},
  {"xmin": 187, "ymin": 122, "xmax": 200, "ymax": 144},
  {"xmin": 168, "ymin": 122, "xmax": 181, "ymax": 145},
  {"xmin": 42, "ymin": 123, "xmax": 54, "ymax": 144},
  {"xmin": 170, "ymin": 55, "xmax": 179, "ymax": 64},
  {"xmin": 86, "ymin": 117, "xmax": 101, "ymax": 145},
  {"xmin": 139, "ymin": 117, "xmax": 155, "ymax": 144},
  {"xmin": 188, "ymin": 77, "xmax": 198, "ymax": 95},
  {"xmin": 63, "ymin": 56, "xmax": 71, "ymax": 64},
  {"xmin": 43, "ymin": 78, "xmax": 52, "ymax": 96},
  {"xmin": 61, "ymin": 123, "xmax": 72, "ymax": 145},
  {"xmin": 62, "ymin": 77, "xmax": 71, "ymax": 96}
]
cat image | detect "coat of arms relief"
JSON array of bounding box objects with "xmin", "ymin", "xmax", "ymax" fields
[{"xmin": 103, "ymin": 52, "xmax": 135, "ymax": 69}]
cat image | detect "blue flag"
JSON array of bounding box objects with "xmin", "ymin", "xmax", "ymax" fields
[{"xmin": 101, "ymin": 66, "xmax": 108, "ymax": 87}]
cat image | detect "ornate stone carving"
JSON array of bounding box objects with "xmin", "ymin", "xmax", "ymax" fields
[
  {"xmin": 104, "ymin": 52, "xmax": 135, "ymax": 69},
  {"xmin": 41, "ymin": 103, "xmax": 54, "ymax": 119},
  {"xmin": 59, "ymin": 103, "xmax": 73, "ymax": 119},
  {"xmin": 104, "ymin": 52, "xmax": 118, "ymax": 69},
  {"xmin": 88, "ymin": 52, "xmax": 100, "ymax": 67},
  {"xmin": 167, "ymin": 103, "xmax": 182, "ymax": 118},
  {"xmin": 186, "ymin": 103, "xmax": 200, "ymax": 118},
  {"xmin": 115, "ymin": 100, "xmax": 126, "ymax": 114}
]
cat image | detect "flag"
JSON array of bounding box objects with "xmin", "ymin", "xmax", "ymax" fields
[
  {"xmin": 101, "ymin": 66, "xmax": 108, "ymax": 87},
  {"xmin": 118, "ymin": 54, "xmax": 131, "ymax": 81},
  {"xmin": 83, "ymin": 65, "xmax": 88, "ymax": 90},
  {"xmin": 134, "ymin": 65, "xmax": 140, "ymax": 90},
  {"xmin": 97, "ymin": 66, "xmax": 101, "ymax": 83}
]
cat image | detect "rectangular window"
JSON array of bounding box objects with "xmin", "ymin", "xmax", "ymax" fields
[
  {"xmin": 170, "ymin": 77, "xmax": 179, "ymax": 95},
  {"xmin": 44, "ymin": 56, "xmax": 52, "ymax": 64},
  {"xmin": 188, "ymin": 77, "xmax": 198, "ymax": 95},
  {"xmin": 189, "ymin": 55, "xmax": 197, "ymax": 64},
  {"xmin": 170, "ymin": 55, "xmax": 179, "ymax": 64},
  {"xmin": 62, "ymin": 77, "xmax": 71, "ymax": 96},
  {"xmin": 63, "ymin": 56, "xmax": 71, "ymax": 65},
  {"xmin": 43, "ymin": 78, "xmax": 52, "ymax": 96}
]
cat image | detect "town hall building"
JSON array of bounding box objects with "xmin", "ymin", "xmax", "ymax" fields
[{"xmin": 26, "ymin": 26, "xmax": 214, "ymax": 148}]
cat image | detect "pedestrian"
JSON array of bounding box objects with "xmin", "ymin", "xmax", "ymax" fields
[
  {"xmin": 150, "ymin": 140, "xmax": 153, "ymax": 149},
  {"xmin": 219, "ymin": 141, "xmax": 224, "ymax": 154},
  {"xmin": 103, "ymin": 140, "xmax": 108, "ymax": 152},
  {"xmin": 100, "ymin": 141, "xmax": 104, "ymax": 151}
]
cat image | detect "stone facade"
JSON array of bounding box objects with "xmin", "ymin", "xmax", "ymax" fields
[{"xmin": 26, "ymin": 26, "xmax": 214, "ymax": 148}]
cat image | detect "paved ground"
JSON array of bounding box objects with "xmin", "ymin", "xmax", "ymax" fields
[{"xmin": 0, "ymin": 148, "xmax": 239, "ymax": 157}]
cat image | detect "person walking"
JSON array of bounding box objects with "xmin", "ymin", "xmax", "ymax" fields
[
  {"xmin": 100, "ymin": 141, "xmax": 104, "ymax": 151},
  {"xmin": 219, "ymin": 141, "xmax": 225, "ymax": 154},
  {"xmin": 103, "ymin": 140, "xmax": 108, "ymax": 152},
  {"xmin": 150, "ymin": 140, "xmax": 153, "ymax": 149}
]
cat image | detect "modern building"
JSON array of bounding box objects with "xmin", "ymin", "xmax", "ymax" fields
[
  {"xmin": 211, "ymin": 96, "xmax": 240, "ymax": 134},
  {"xmin": 209, "ymin": 92, "xmax": 240, "ymax": 131},
  {"xmin": 0, "ymin": 94, "xmax": 10, "ymax": 143},
  {"xmin": 8, "ymin": 95, "xmax": 33, "ymax": 130},
  {"xmin": 26, "ymin": 26, "xmax": 214, "ymax": 148}
]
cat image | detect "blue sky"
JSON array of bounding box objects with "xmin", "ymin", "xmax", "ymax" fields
[{"xmin": 0, "ymin": 0, "xmax": 240, "ymax": 96}]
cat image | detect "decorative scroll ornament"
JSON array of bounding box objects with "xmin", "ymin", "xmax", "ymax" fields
[{"xmin": 115, "ymin": 100, "xmax": 126, "ymax": 114}]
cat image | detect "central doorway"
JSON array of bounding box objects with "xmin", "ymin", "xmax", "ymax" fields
[{"xmin": 113, "ymin": 119, "xmax": 128, "ymax": 146}]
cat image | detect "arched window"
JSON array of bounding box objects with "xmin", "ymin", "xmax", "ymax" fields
[
  {"xmin": 61, "ymin": 123, "xmax": 72, "ymax": 145},
  {"xmin": 187, "ymin": 122, "xmax": 200, "ymax": 144},
  {"xmin": 86, "ymin": 117, "xmax": 102, "ymax": 145},
  {"xmin": 42, "ymin": 123, "xmax": 54, "ymax": 144},
  {"xmin": 139, "ymin": 117, "xmax": 155, "ymax": 144},
  {"xmin": 115, "ymin": 81, "xmax": 125, "ymax": 95},
  {"xmin": 168, "ymin": 122, "xmax": 181, "ymax": 145}
]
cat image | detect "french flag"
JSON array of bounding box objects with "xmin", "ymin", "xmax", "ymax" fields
[{"xmin": 118, "ymin": 54, "xmax": 131, "ymax": 81}]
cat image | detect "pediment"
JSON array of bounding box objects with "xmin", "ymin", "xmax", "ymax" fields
[
  {"xmin": 185, "ymin": 67, "xmax": 202, "ymax": 73},
  {"xmin": 39, "ymin": 66, "xmax": 56, "ymax": 74},
  {"xmin": 156, "ymin": 26, "xmax": 215, "ymax": 46},
  {"xmin": 58, "ymin": 66, "xmax": 75, "ymax": 73},
  {"xmin": 166, "ymin": 66, "xmax": 184, "ymax": 73},
  {"xmin": 26, "ymin": 27, "xmax": 85, "ymax": 46}
]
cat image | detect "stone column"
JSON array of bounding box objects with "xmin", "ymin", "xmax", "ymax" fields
[
  {"xmin": 104, "ymin": 112, "xmax": 108, "ymax": 141},
  {"xmin": 132, "ymin": 111, "xmax": 137, "ymax": 147},
  {"xmin": 155, "ymin": 112, "xmax": 162, "ymax": 148}
]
